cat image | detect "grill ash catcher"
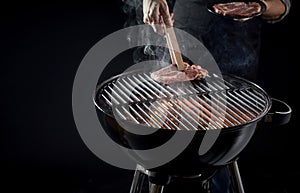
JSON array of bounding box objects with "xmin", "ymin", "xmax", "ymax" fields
[{"xmin": 93, "ymin": 69, "xmax": 291, "ymax": 193}]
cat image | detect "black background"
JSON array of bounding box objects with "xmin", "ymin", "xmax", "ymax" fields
[{"xmin": 1, "ymin": 0, "xmax": 299, "ymax": 193}]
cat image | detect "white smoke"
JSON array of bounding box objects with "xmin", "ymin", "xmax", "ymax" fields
[{"xmin": 121, "ymin": 0, "xmax": 173, "ymax": 66}]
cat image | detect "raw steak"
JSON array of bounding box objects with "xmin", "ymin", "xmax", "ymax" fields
[
  {"xmin": 150, "ymin": 62, "xmax": 208, "ymax": 84},
  {"xmin": 212, "ymin": 1, "xmax": 262, "ymax": 17}
]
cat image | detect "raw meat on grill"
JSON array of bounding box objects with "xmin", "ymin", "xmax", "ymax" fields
[
  {"xmin": 212, "ymin": 1, "xmax": 262, "ymax": 17},
  {"xmin": 150, "ymin": 62, "xmax": 208, "ymax": 84}
]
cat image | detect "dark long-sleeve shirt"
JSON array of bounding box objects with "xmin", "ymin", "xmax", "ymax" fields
[{"xmin": 172, "ymin": 0, "xmax": 291, "ymax": 81}]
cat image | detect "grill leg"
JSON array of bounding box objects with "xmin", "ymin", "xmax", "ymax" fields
[
  {"xmin": 130, "ymin": 165, "xmax": 147, "ymax": 193},
  {"xmin": 149, "ymin": 183, "xmax": 164, "ymax": 193},
  {"xmin": 202, "ymin": 180, "xmax": 211, "ymax": 193},
  {"xmin": 228, "ymin": 161, "xmax": 245, "ymax": 193},
  {"xmin": 147, "ymin": 170, "xmax": 170, "ymax": 193},
  {"xmin": 130, "ymin": 164, "xmax": 170, "ymax": 193}
]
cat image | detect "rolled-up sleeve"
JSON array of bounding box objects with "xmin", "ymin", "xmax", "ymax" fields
[{"xmin": 267, "ymin": 0, "xmax": 291, "ymax": 23}]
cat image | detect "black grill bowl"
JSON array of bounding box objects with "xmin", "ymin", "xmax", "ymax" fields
[
  {"xmin": 94, "ymin": 72, "xmax": 272, "ymax": 176},
  {"xmin": 96, "ymin": 109, "xmax": 258, "ymax": 176}
]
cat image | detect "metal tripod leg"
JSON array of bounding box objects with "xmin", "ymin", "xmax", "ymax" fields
[
  {"xmin": 129, "ymin": 164, "xmax": 168, "ymax": 193},
  {"xmin": 130, "ymin": 165, "xmax": 147, "ymax": 193},
  {"xmin": 149, "ymin": 182, "xmax": 164, "ymax": 193},
  {"xmin": 228, "ymin": 161, "xmax": 245, "ymax": 193}
]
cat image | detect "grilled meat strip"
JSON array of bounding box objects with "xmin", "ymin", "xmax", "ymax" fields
[{"xmin": 150, "ymin": 62, "xmax": 208, "ymax": 84}]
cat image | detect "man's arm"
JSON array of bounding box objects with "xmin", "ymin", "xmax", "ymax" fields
[{"xmin": 261, "ymin": 0, "xmax": 291, "ymax": 22}]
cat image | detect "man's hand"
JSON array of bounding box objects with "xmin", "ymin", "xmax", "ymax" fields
[
  {"xmin": 143, "ymin": 0, "xmax": 173, "ymax": 34},
  {"xmin": 260, "ymin": 0, "xmax": 286, "ymax": 20}
]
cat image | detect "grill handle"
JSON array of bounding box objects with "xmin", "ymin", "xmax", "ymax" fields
[{"xmin": 263, "ymin": 98, "xmax": 292, "ymax": 126}]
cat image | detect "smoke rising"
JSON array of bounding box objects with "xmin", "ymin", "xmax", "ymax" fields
[{"xmin": 121, "ymin": 0, "xmax": 175, "ymax": 65}]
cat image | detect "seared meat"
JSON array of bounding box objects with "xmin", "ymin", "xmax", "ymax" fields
[
  {"xmin": 212, "ymin": 1, "xmax": 262, "ymax": 17},
  {"xmin": 150, "ymin": 62, "xmax": 208, "ymax": 84}
]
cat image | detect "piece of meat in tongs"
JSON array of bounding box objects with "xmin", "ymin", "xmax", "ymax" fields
[
  {"xmin": 151, "ymin": 62, "xmax": 208, "ymax": 84},
  {"xmin": 150, "ymin": 17, "xmax": 208, "ymax": 84}
]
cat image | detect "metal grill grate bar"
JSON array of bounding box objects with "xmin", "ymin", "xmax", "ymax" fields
[
  {"xmin": 220, "ymin": 92, "xmax": 256, "ymax": 119},
  {"xmin": 170, "ymin": 99, "xmax": 207, "ymax": 130},
  {"xmin": 119, "ymin": 106, "xmax": 140, "ymax": 124},
  {"xmin": 181, "ymin": 98, "xmax": 221, "ymax": 129},
  {"xmin": 229, "ymin": 91, "xmax": 260, "ymax": 115},
  {"xmin": 175, "ymin": 99, "xmax": 213, "ymax": 130},
  {"xmin": 205, "ymin": 94, "xmax": 244, "ymax": 125},
  {"xmin": 161, "ymin": 100, "xmax": 199, "ymax": 131},
  {"xmin": 237, "ymin": 90, "xmax": 264, "ymax": 111},
  {"xmin": 195, "ymin": 95, "xmax": 236, "ymax": 126},
  {"xmin": 115, "ymin": 80, "xmax": 140, "ymax": 102},
  {"xmin": 134, "ymin": 104, "xmax": 160, "ymax": 128},
  {"xmin": 120, "ymin": 78, "xmax": 148, "ymax": 101},
  {"xmin": 142, "ymin": 103, "xmax": 173, "ymax": 130},
  {"xmin": 131, "ymin": 75, "xmax": 161, "ymax": 99},
  {"xmin": 214, "ymin": 92, "xmax": 252, "ymax": 121},
  {"xmin": 242, "ymin": 89, "xmax": 266, "ymax": 108},
  {"xmin": 188, "ymin": 96, "xmax": 229, "ymax": 128},
  {"xmin": 155, "ymin": 101, "xmax": 191, "ymax": 131},
  {"xmin": 139, "ymin": 74, "xmax": 173, "ymax": 97},
  {"xmin": 109, "ymin": 85, "xmax": 128, "ymax": 104},
  {"xmin": 104, "ymin": 88, "xmax": 120, "ymax": 105},
  {"xmin": 126, "ymin": 76, "xmax": 154, "ymax": 100},
  {"xmin": 151, "ymin": 102, "xmax": 181, "ymax": 130},
  {"xmin": 111, "ymin": 83, "xmax": 134, "ymax": 103}
]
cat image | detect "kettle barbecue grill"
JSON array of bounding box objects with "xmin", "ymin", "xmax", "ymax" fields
[{"xmin": 94, "ymin": 70, "xmax": 291, "ymax": 193}]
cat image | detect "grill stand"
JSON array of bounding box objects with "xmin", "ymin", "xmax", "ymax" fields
[
  {"xmin": 228, "ymin": 161, "xmax": 245, "ymax": 193},
  {"xmin": 129, "ymin": 161, "xmax": 245, "ymax": 193},
  {"xmin": 149, "ymin": 183, "xmax": 164, "ymax": 193},
  {"xmin": 130, "ymin": 166, "xmax": 147, "ymax": 193}
]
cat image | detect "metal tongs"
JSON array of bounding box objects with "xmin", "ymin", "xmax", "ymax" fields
[{"xmin": 161, "ymin": 17, "xmax": 185, "ymax": 71}]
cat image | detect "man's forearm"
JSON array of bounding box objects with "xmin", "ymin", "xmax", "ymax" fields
[{"xmin": 261, "ymin": 0, "xmax": 291, "ymax": 21}]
